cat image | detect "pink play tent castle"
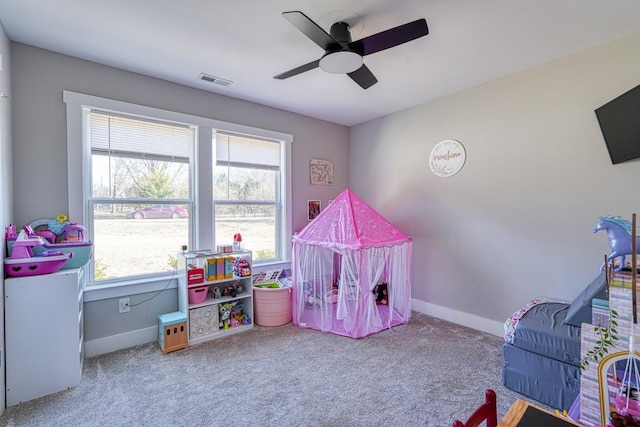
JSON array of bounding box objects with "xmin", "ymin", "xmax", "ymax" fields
[{"xmin": 292, "ymin": 189, "xmax": 412, "ymax": 338}]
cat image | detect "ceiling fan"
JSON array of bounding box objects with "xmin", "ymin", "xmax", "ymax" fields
[{"xmin": 274, "ymin": 11, "xmax": 429, "ymax": 89}]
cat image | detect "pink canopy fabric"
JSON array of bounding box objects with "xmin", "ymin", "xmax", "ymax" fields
[
  {"xmin": 292, "ymin": 189, "xmax": 412, "ymax": 338},
  {"xmin": 294, "ymin": 189, "xmax": 411, "ymax": 248}
]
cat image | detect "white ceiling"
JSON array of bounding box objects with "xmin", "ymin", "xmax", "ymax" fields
[{"xmin": 1, "ymin": 0, "xmax": 640, "ymax": 126}]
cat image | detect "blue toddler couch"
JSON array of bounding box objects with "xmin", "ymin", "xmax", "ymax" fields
[{"xmin": 501, "ymin": 271, "xmax": 607, "ymax": 410}]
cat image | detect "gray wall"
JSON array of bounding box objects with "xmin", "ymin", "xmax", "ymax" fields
[
  {"xmin": 10, "ymin": 43, "xmax": 349, "ymax": 353},
  {"xmin": 0, "ymin": 19, "xmax": 12, "ymax": 417},
  {"xmin": 350, "ymin": 31, "xmax": 640, "ymax": 333}
]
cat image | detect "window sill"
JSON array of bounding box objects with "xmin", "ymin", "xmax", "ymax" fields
[{"xmin": 83, "ymin": 273, "xmax": 179, "ymax": 302}]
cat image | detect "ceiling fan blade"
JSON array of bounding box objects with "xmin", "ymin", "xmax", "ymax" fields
[
  {"xmin": 282, "ymin": 11, "xmax": 338, "ymax": 50},
  {"xmin": 274, "ymin": 59, "xmax": 321, "ymax": 80},
  {"xmin": 349, "ymin": 18, "xmax": 428, "ymax": 56},
  {"xmin": 347, "ymin": 65, "xmax": 378, "ymax": 89}
]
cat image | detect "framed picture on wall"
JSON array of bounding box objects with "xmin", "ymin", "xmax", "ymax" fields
[
  {"xmin": 309, "ymin": 159, "xmax": 334, "ymax": 185},
  {"xmin": 307, "ymin": 200, "xmax": 321, "ymax": 221}
]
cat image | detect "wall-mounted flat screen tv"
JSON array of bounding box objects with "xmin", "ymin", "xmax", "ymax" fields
[{"xmin": 595, "ymin": 83, "xmax": 640, "ymax": 165}]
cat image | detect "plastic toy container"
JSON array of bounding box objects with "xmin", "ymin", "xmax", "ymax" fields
[
  {"xmin": 253, "ymin": 286, "xmax": 292, "ymax": 326},
  {"xmin": 188, "ymin": 285, "xmax": 208, "ymax": 304}
]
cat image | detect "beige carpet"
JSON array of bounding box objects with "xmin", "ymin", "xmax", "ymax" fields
[{"xmin": 0, "ymin": 312, "xmax": 537, "ymax": 427}]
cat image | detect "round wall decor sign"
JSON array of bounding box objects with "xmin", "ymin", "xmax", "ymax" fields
[{"xmin": 429, "ymin": 139, "xmax": 466, "ymax": 177}]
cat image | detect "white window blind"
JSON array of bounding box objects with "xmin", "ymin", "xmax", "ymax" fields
[
  {"xmin": 90, "ymin": 111, "xmax": 191, "ymax": 160},
  {"xmin": 215, "ymin": 132, "xmax": 280, "ymax": 170}
]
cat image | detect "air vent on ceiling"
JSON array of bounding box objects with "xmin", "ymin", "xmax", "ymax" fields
[{"xmin": 198, "ymin": 73, "xmax": 233, "ymax": 87}]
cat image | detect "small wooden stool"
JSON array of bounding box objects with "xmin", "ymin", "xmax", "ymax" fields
[{"xmin": 157, "ymin": 311, "xmax": 188, "ymax": 355}]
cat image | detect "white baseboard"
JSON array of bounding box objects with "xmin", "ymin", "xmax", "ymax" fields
[
  {"xmin": 84, "ymin": 301, "xmax": 504, "ymax": 357},
  {"xmin": 411, "ymin": 298, "xmax": 505, "ymax": 338},
  {"xmin": 84, "ymin": 326, "xmax": 157, "ymax": 358}
]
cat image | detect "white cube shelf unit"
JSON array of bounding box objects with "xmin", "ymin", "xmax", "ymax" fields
[{"xmin": 178, "ymin": 249, "xmax": 253, "ymax": 345}]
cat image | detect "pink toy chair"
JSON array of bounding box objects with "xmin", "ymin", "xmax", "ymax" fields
[{"xmin": 452, "ymin": 389, "xmax": 497, "ymax": 427}]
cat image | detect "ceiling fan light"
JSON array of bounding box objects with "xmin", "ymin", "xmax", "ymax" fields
[{"xmin": 319, "ymin": 51, "xmax": 363, "ymax": 74}]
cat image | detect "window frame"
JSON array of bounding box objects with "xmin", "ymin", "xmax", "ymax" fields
[{"xmin": 64, "ymin": 91, "xmax": 293, "ymax": 297}]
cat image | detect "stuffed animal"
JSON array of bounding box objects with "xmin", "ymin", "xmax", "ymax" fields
[
  {"xmin": 219, "ymin": 303, "xmax": 232, "ymax": 329},
  {"xmin": 303, "ymin": 281, "xmax": 323, "ymax": 308},
  {"xmin": 373, "ymin": 282, "xmax": 388, "ymax": 305},
  {"xmin": 230, "ymin": 309, "xmax": 243, "ymax": 327}
]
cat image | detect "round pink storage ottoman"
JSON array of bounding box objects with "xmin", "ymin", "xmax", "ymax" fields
[{"xmin": 253, "ymin": 286, "xmax": 292, "ymax": 326}]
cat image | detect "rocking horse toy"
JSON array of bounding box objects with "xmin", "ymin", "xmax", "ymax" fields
[{"xmin": 594, "ymin": 216, "xmax": 640, "ymax": 272}]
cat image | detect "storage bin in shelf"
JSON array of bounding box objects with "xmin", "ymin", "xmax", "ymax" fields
[
  {"xmin": 189, "ymin": 305, "xmax": 218, "ymax": 341},
  {"xmin": 188, "ymin": 285, "xmax": 208, "ymax": 304}
]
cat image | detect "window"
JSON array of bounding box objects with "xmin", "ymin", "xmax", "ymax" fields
[
  {"xmin": 214, "ymin": 132, "xmax": 281, "ymax": 262},
  {"xmin": 88, "ymin": 111, "xmax": 193, "ymax": 282},
  {"xmin": 64, "ymin": 91, "xmax": 292, "ymax": 288}
]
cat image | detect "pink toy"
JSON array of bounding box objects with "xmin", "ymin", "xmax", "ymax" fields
[
  {"xmin": 62, "ymin": 223, "xmax": 85, "ymax": 242},
  {"xmin": 6, "ymin": 219, "xmax": 93, "ymax": 270},
  {"xmin": 4, "ymin": 226, "xmax": 73, "ymax": 277}
]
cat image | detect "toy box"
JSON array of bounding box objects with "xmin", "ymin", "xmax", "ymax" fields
[
  {"xmin": 157, "ymin": 311, "xmax": 188, "ymax": 355},
  {"xmin": 187, "ymin": 267, "xmax": 205, "ymax": 285}
]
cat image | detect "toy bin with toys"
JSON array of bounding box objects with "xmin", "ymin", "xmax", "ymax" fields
[
  {"xmin": 252, "ymin": 269, "xmax": 293, "ymax": 327},
  {"xmin": 6, "ymin": 216, "xmax": 93, "ymax": 270}
]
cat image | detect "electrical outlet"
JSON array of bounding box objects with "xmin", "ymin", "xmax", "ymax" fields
[{"xmin": 119, "ymin": 298, "xmax": 130, "ymax": 313}]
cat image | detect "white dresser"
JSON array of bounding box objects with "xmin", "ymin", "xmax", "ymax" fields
[{"xmin": 5, "ymin": 268, "xmax": 84, "ymax": 406}]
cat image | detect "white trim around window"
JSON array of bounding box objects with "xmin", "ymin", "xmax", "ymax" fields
[{"xmin": 64, "ymin": 90, "xmax": 293, "ymax": 298}]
